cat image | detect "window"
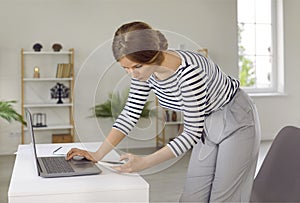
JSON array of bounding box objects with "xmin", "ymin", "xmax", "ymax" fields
[{"xmin": 237, "ymin": 0, "xmax": 283, "ymax": 94}]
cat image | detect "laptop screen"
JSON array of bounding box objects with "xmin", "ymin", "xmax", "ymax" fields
[{"xmin": 25, "ymin": 109, "xmax": 41, "ymax": 176}]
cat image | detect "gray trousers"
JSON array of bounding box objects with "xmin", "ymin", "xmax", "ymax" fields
[{"xmin": 180, "ymin": 89, "xmax": 261, "ymax": 202}]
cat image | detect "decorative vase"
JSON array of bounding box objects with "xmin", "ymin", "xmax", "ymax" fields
[
  {"xmin": 165, "ymin": 110, "xmax": 170, "ymax": 122},
  {"xmin": 172, "ymin": 111, "xmax": 177, "ymax": 122}
]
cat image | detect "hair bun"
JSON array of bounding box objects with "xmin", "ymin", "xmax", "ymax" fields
[
  {"xmin": 156, "ymin": 30, "xmax": 168, "ymax": 51},
  {"xmin": 112, "ymin": 21, "xmax": 169, "ymax": 64}
]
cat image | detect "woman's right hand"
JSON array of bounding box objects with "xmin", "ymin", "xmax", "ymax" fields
[{"xmin": 66, "ymin": 148, "xmax": 98, "ymax": 162}]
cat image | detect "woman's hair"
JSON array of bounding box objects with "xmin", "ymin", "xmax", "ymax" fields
[{"xmin": 112, "ymin": 21, "xmax": 168, "ymax": 65}]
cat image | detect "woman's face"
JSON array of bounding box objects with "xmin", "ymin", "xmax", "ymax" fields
[{"xmin": 118, "ymin": 57, "xmax": 155, "ymax": 81}]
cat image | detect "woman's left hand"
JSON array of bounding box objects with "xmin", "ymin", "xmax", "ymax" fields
[{"xmin": 112, "ymin": 153, "xmax": 148, "ymax": 173}]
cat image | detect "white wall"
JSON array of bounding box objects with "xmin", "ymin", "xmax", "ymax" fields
[
  {"xmin": 253, "ymin": 0, "xmax": 300, "ymax": 140},
  {"xmin": 0, "ymin": 0, "xmax": 299, "ymax": 154}
]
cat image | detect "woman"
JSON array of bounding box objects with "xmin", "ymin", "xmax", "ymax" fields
[{"xmin": 67, "ymin": 21, "xmax": 261, "ymax": 202}]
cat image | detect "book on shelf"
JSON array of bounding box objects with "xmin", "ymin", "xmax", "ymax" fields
[
  {"xmin": 56, "ymin": 63, "xmax": 72, "ymax": 78},
  {"xmin": 52, "ymin": 133, "xmax": 72, "ymax": 143}
]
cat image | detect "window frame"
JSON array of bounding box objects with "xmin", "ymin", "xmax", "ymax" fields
[{"xmin": 238, "ymin": 0, "xmax": 284, "ymax": 95}]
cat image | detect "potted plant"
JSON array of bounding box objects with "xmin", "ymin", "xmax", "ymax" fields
[
  {"xmin": 92, "ymin": 89, "xmax": 153, "ymax": 119},
  {"xmin": 0, "ymin": 100, "xmax": 26, "ymax": 125}
]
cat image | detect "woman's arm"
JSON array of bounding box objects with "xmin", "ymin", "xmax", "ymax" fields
[
  {"xmin": 93, "ymin": 128, "xmax": 125, "ymax": 160},
  {"xmin": 67, "ymin": 79, "xmax": 151, "ymax": 161},
  {"xmin": 66, "ymin": 128, "xmax": 125, "ymax": 161},
  {"xmin": 113, "ymin": 145, "xmax": 176, "ymax": 173}
]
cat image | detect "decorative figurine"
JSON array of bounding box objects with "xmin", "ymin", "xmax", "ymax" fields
[
  {"xmin": 32, "ymin": 113, "xmax": 47, "ymax": 127},
  {"xmin": 50, "ymin": 83, "xmax": 70, "ymax": 104},
  {"xmin": 33, "ymin": 43, "xmax": 43, "ymax": 52},
  {"xmin": 52, "ymin": 43, "xmax": 63, "ymax": 52},
  {"xmin": 33, "ymin": 66, "xmax": 40, "ymax": 78}
]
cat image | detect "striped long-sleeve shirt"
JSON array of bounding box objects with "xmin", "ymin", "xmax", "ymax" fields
[{"xmin": 113, "ymin": 50, "xmax": 240, "ymax": 156}]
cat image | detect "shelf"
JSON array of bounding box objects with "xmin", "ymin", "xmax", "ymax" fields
[
  {"xmin": 25, "ymin": 125, "xmax": 73, "ymax": 131},
  {"xmin": 24, "ymin": 103, "xmax": 73, "ymax": 108},
  {"xmin": 165, "ymin": 121, "xmax": 183, "ymax": 125},
  {"xmin": 21, "ymin": 48, "xmax": 75, "ymax": 144},
  {"xmin": 23, "ymin": 51, "xmax": 73, "ymax": 55},
  {"xmin": 23, "ymin": 78, "xmax": 72, "ymax": 82}
]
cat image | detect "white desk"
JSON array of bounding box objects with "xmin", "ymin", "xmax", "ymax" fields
[{"xmin": 8, "ymin": 142, "xmax": 149, "ymax": 202}]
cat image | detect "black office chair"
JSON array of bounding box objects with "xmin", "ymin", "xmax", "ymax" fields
[{"xmin": 250, "ymin": 126, "xmax": 300, "ymax": 202}]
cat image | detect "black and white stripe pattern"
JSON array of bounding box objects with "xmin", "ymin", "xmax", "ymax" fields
[{"xmin": 113, "ymin": 50, "xmax": 239, "ymax": 156}]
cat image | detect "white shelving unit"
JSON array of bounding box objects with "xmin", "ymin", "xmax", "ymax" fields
[
  {"xmin": 22, "ymin": 51, "xmax": 73, "ymax": 55},
  {"xmin": 21, "ymin": 48, "xmax": 75, "ymax": 144},
  {"xmin": 24, "ymin": 125, "xmax": 73, "ymax": 131},
  {"xmin": 23, "ymin": 78, "xmax": 72, "ymax": 82},
  {"xmin": 165, "ymin": 121, "xmax": 183, "ymax": 125},
  {"xmin": 156, "ymin": 107, "xmax": 184, "ymax": 147},
  {"xmin": 23, "ymin": 103, "xmax": 73, "ymax": 108}
]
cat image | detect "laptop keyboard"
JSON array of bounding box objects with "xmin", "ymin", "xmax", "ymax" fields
[{"xmin": 41, "ymin": 157, "xmax": 75, "ymax": 173}]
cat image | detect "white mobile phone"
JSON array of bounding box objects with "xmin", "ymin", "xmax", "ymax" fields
[{"xmin": 98, "ymin": 160, "xmax": 125, "ymax": 167}]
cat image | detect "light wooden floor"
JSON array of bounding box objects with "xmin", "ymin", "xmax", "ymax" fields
[{"xmin": 0, "ymin": 141, "xmax": 272, "ymax": 203}]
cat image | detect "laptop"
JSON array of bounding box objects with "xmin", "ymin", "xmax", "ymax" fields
[{"xmin": 25, "ymin": 109, "xmax": 102, "ymax": 178}]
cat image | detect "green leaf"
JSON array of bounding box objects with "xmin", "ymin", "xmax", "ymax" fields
[
  {"xmin": 0, "ymin": 100, "xmax": 26, "ymax": 125},
  {"xmin": 92, "ymin": 88, "xmax": 153, "ymax": 118},
  {"xmin": 238, "ymin": 23, "xmax": 255, "ymax": 87}
]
